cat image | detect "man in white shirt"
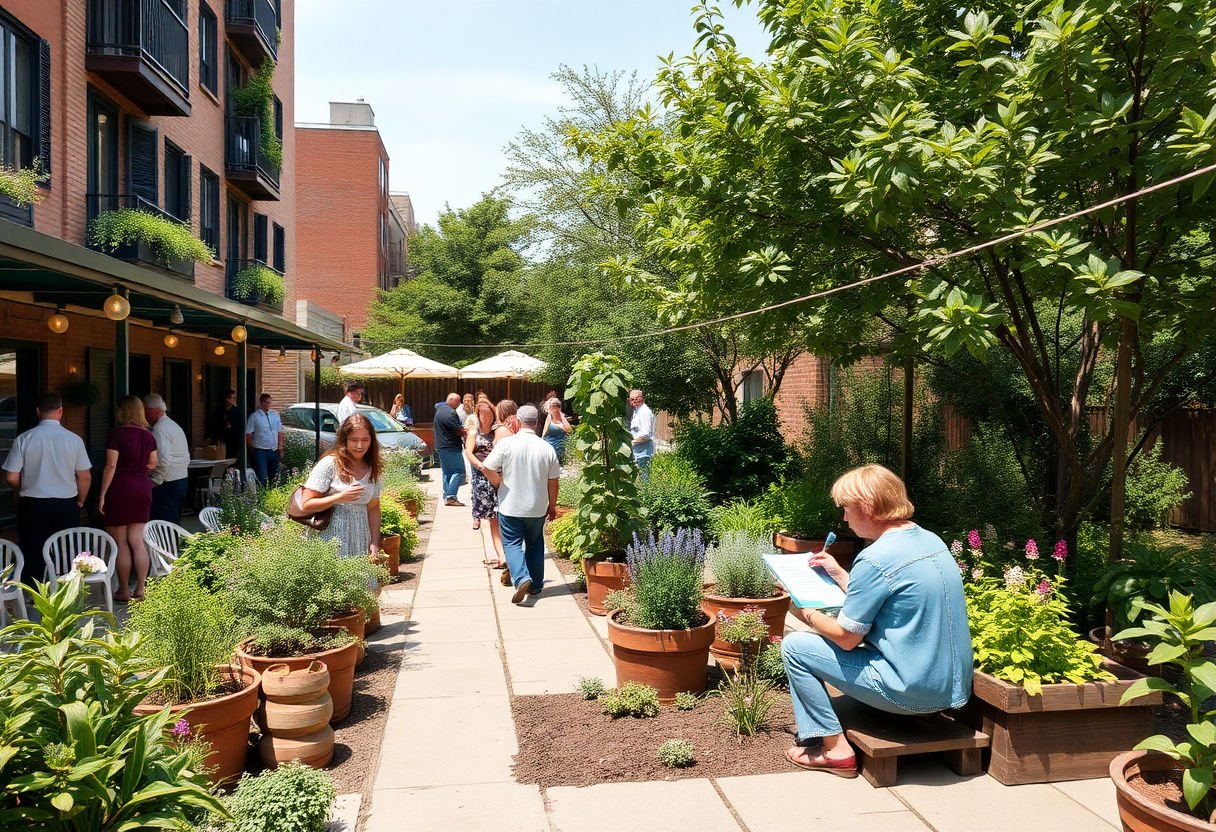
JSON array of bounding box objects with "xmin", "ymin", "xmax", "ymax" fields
[
  {"xmin": 245, "ymin": 393, "xmax": 284, "ymax": 485},
  {"xmin": 480, "ymin": 404, "xmax": 560, "ymax": 603},
  {"xmin": 143, "ymin": 394, "xmax": 190, "ymax": 523},
  {"xmin": 335, "ymin": 382, "xmax": 363, "ymax": 426},
  {"xmin": 1, "ymin": 392, "xmax": 92, "ymax": 582},
  {"xmin": 628, "ymin": 388, "xmax": 656, "ymax": 482}
]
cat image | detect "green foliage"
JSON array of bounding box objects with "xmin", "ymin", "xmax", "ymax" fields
[
  {"xmin": 222, "ymin": 761, "xmax": 336, "ymax": 832},
  {"xmin": 0, "ymin": 159, "xmax": 47, "ymax": 205},
  {"xmin": 281, "ymin": 432, "xmax": 317, "ymax": 478},
  {"xmin": 657, "ymin": 739, "xmax": 695, "ymax": 768},
  {"xmin": 1122, "ymin": 444, "xmax": 1192, "ymax": 533},
  {"xmin": 675, "ymin": 398, "xmax": 792, "ymax": 503},
  {"xmin": 124, "ymin": 571, "xmax": 242, "ymax": 705},
  {"xmin": 231, "ymin": 264, "xmax": 286, "ymax": 306},
  {"xmin": 243, "ymin": 624, "xmax": 351, "ymax": 659},
  {"xmin": 566, "ymin": 353, "xmax": 643, "ymax": 556},
  {"xmin": 379, "ymin": 496, "xmax": 420, "ymax": 561},
  {"xmin": 260, "ymin": 470, "xmax": 306, "ymax": 519},
  {"xmin": 549, "ymin": 512, "xmax": 585, "ymax": 561},
  {"xmin": 674, "ymin": 691, "xmax": 698, "ymax": 711},
  {"xmin": 762, "ymin": 469, "xmax": 839, "ymax": 539},
  {"xmin": 214, "ymin": 474, "xmax": 266, "ymax": 536},
  {"xmin": 639, "ymin": 453, "xmax": 713, "ymax": 536},
  {"xmin": 1093, "ymin": 540, "xmax": 1216, "ymax": 634},
  {"xmin": 707, "ymin": 532, "xmax": 776, "ymax": 599},
  {"xmin": 229, "ymin": 59, "xmax": 282, "ymax": 171},
  {"xmin": 712, "ymin": 670, "xmax": 778, "ymax": 737},
  {"xmin": 709, "ymin": 498, "xmax": 780, "ymax": 541},
  {"xmin": 715, "ymin": 609, "xmax": 770, "ymax": 663},
  {"xmin": 0, "ymin": 576, "xmax": 228, "ymax": 829},
  {"xmin": 176, "ymin": 531, "xmax": 241, "ymax": 593},
  {"xmin": 756, "ymin": 639, "xmax": 788, "ymax": 686},
  {"xmin": 557, "ymin": 472, "xmax": 582, "ymax": 508},
  {"xmin": 598, "ymin": 682, "xmax": 660, "ymax": 719},
  {"xmin": 88, "ymin": 208, "xmax": 215, "ymax": 263},
  {"xmin": 622, "ymin": 529, "xmax": 706, "ymax": 631},
  {"xmin": 576, "ymin": 676, "xmax": 606, "ymax": 701},
  {"xmin": 1116, "ymin": 593, "xmax": 1216, "ymax": 819}
]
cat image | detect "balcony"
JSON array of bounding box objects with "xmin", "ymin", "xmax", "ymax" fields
[
  {"xmin": 225, "ymin": 116, "xmax": 281, "ymax": 201},
  {"xmin": 86, "ymin": 0, "xmax": 190, "ymax": 117},
  {"xmin": 86, "ymin": 194, "xmax": 195, "ymax": 281},
  {"xmin": 227, "ymin": 258, "xmax": 284, "ymax": 313},
  {"xmin": 226, "ymin": 0, "xmax": 278, "ymax": 66}
]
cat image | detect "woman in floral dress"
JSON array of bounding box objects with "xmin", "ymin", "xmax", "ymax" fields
[
  {"xmin": 465, "ymin": 400, "xmax": 507, "ymax": 567},
  {"xmin": 299, "ymin": 413, "xmax": 382, "ymax": 557}
]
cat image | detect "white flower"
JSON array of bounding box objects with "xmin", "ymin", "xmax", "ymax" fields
[{"xmin": 72, "ymin": 553, "xmax": 107, "ymax": 576}]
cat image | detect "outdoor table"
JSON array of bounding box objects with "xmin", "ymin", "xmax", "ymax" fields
[{"xmin": 187, "ymin": 458, "xmax": 236, "ymax": 512}]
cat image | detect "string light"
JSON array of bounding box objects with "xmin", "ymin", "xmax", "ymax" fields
[
  {"xmin": 47, "ymin": 308, "xmax": 69, "ymax": 334},
  {"xmin": 276, "ymin": 348, "xmax": 287, "ymax": 363},
  {"xmin": 214, "ymin": 343, "xmax": 226, "ymax": 356},
  {"xmin": 103, "ymin": 288, "xmax": 130, "ymax": 321},
  {"xmin": 164, "ymin": 331, "xmax": 179, "ymax": 348},
  {"xmin": 231, "ymin": 324, "xmax": 248, "ymax": 343}
]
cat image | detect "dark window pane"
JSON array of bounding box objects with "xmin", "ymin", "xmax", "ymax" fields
[
  {"xmin": 272, "ymin": 222, "xmax": 285, "ymax": 272},
  {"xmin": 199, "ymin": 165, "xmax": 219, "ymax": 252},
  {"xmin": 199, "ymin": 4, "xmax": 217, "ymax": 93},
  {"xmin": 253, "ymin": 213, "xmax": 267, "ymax": 263}
]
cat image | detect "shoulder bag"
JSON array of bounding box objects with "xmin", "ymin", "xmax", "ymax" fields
[{"xmin": 287, "ymin": 486, "xmax": 333, "ymax": 531}]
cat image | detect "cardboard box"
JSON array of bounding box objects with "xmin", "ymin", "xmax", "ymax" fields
[{"xmin": 194, "ymin": 444, "xmax": 225, "ymax": 460}]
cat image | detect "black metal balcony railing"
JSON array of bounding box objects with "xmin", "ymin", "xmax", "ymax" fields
[
  {"xmin": 226, "ymin": 0, "xmax": 279, "ymax": 62},
  {"xmin": 227, "ymin": 258, "xmax": 284, "ymax": 312},
  {"xmin": 86, "ymin": 193, "xmax": 195, "ymax": 281},
  {"xmin": 86, "ymin": 0, "xmax": 189, "ymax": 96},
  {"xmin": 225, "ymin": 116, "xmax": 281, "ymax": 200}
]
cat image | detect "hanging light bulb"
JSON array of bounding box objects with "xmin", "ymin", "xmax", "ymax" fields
[
  {"xmin": 47, "ymin": 307, "xmax": 69, "ymax": 334},
  {"xmin": 231, "ymin": 324, "xmax": 248, "ymax": 343},
  {"xmin": 214, "ymin": 343, "xmax": 226, "ymax": 356},
  {"xmin": 276, "ymin": 348, "xmax": 287, "ymax": 363},
  {"xmin": 309, "ymin": 348, "xmax": 318, "ymax": 362},
  {"xmin": 163, "ymin": 331, "xmax": 179, "ymax": 349},
  {"xmin": 169, "ymin": 304, "xmax": 184, "ymax": 325},
  {"xmin": 103, "ymin": 288, "xmax": 131, "ymax": 321}
]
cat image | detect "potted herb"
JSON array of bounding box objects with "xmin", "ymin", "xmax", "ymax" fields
[
  {"xmin": 565, "ymin": 353, "xmax": 643, "ymax": 615},
  {"xmin": 1110, "ymin": 593, "xmax": 1216, "ymax": 830},
  {"xmin": 701, "ymin": 532, "xmax": 790, "ymax": 670},
  {"xmin": 763, "ymin": 469, "xmax": 858, "ymax": 567},
  {"xmin": 605, "ymin": 529, "xmax": 715, "ymax": 701},
  {"xmin": 125, "ymin": 570, "xmax": 258, "ymax": 785}
]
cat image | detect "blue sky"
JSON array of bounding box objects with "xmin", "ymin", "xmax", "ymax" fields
[{"xmin": 295, "ymin": 1, "xmax": 770, "ymax": 227}]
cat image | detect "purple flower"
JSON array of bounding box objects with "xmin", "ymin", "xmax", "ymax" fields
[
  {"xmin": 1024, "ymin": 539, "xmax": 1039, "ymax": 560},
  {"xmin": 171, "ymin": 718, "xmax": 191, "ymax": 739},
  {"xmin": 1035, "ymin": 579, "xmax": 1052, "ymax": 599},
  {"xmin": 1052, "ymin": 540, "xmax": 1068, "ymax": 562},
  {"xmin": 967, "ymin": 529, "xmax": 982, "ymax": 550},
  {"xmin": 949, "ymin": 539, "xmax": 964, "ymax": 557}
]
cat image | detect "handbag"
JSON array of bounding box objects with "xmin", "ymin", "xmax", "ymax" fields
[{"xmin": 287, "ymin": 486, "xmax": 333, "ymax": 531}]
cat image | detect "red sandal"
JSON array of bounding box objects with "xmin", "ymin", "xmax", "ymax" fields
[{"xmin": 784, "ymin": 746, "xmax": 859, "ymax": 778}]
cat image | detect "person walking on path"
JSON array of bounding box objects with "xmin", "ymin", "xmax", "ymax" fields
[
  {"xmin": 434, "ymin": 393, "xmax": 466, "ymax": 506},
  {"xmin": 143, "ymin": 395, "xmax": 190, "ymax": 524},
  {"xmin": 336, "ymin": 381, "xmax": 363, "ymax": 425},
  {"xmin": 299, "ymin": 413, "xmax": 382, "ymax": 558},
  {"xmin": 245, "ymin": 393, "xmax": 284, "ymax": 486},
  {"xmin": 465, "ymin": 401, "xmax": 507, "ymax": 569},
  {"xmin": 98, "ymin": 395, "xmax": 158, "ymax": 602},
  {"xmin": 481, "ymin": 404, "xmax": 560, "ymax": 604},
  {"xmin": 2, "ymin": 392, "xmax": 92, "ymax": 584},
  {"xmin": 541, "ymin": 397, "xmax": 572, "ymax": 463},
  {"xmin": 628, "ymin": 388, "xmax": 655, "ymax": 482}
]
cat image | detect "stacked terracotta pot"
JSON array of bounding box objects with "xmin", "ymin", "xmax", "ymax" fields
[{"xmin": 256, "ymin": 661, "xmax": 335, "ymax": 769}]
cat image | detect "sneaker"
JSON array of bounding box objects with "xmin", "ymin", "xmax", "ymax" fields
[{"xmin": 511, "ymin": 579, "xmax": 532, "ymax": 604}]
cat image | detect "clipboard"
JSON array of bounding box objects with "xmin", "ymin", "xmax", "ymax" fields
[{"xmin": 763, "ymin": 553, "xmax": 846, "ymax": 610}]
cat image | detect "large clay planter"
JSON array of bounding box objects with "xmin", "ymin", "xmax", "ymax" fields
[
  {"xmin": 380, "ymin": 534, "xmax": 401, "ymax": 576},
  {"xmin": 135, "ymin": 664, "xmax": 260, "ymax": 786},
  {"xmin": 401, "ymin": 497, "xmax": 420, "ymax": 519},
  {"xmin": 606, "ymin": 610, "xmax": 716, "ymax": 702},
  {"xmin": 256, "ymin": 662, "xmax": 335, "ymax": 769},
  {"xmin": 584, "ymin": 554, "xmax": 630, "ymax": 616},
  {"xmin": 1111, "ymin": 750, "xmax": 1215, "ymax": 832},
  {"xmin": 701, "ymin": 587, "xmax": 791, "ymax": 671},
  {"xmin": 1088, "ymin": 626, "xmax": 1154, "ymax": 676},
  {"xmin": 324, "ymin": 609, "xmax": 367, "ymax": 666},
  {"xmin": 772, "ymin": 532, "xmax": 859, "ymax": 570},
  {"xmin": 236, "ymin": 630, "xmax": 360, "ymax": 723},
  {"xmin": 957, "ymin": 660, "xmax": 1163, "ymax": 785}
]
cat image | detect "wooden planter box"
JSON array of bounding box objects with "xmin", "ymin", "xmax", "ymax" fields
[{"xmin": 957, "ymin": 661, "xmax": 1162, "ymax": 785}]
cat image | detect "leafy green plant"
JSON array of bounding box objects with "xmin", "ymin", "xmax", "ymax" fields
[
  {"xmin": 757, "ymin": 638, "xmax": 788, "ymax": 686},
  {"xmin": 707, "ymin": 532, "xmax": 775, "ymax": 599},
  {"xmin": 762, "ymin": 467, "xmax": 839, "ymax": 539},
  {"xmin": 657, "ymin": 739, "xmax": 695, "ymax": 768},
  {"xmin": 260, "ymin": 470, "xmax": 306, "ymax": 519},
  {"xmin": 712, "ymin": 669, "xmax": 778, "ymax": 737},
  {"xmin": 281, "ymin": 432, "xmax": 316, "ymax": 476},
  {"xmin": 229, "ymin": 59, "xmax": 282, "ymax": 171},
  {"xmin": 549, "ymin": 511, "xmax": 585, "ymax": 561},
  {"xmin": 231, "ymin": 263, "xmax": 286, "ymax": 306},
  {"xmin": 0, "ymin": 159, "xmax": 47, "ymax": 205},
  {"xmin": 0, "ymin": 576, "xmax": 227, "ymax": 829},
  {"xmin": 615, "ymin": 529, "xmax": 706, "ymax": 631},
  {"xmin": 565, "ymin": 353, "xmax": 643, "ymax": 557},
  {"xmin": 674, "ymin": 398, "xmax": 793, "ymax": 503},
  {"xmin": 557, "ymin": 472, "xmax": 582, "ymax": 508},
  {"xmin": 674, "ymin": 691, "xmax": 698, "ymax": 711},
  {"xmin": 1093, "ymin": 541, "xmax": 1216, "ymax": 634},
  {"xmin": 222, "ymin": 761, "xmax": 336, "ymax": 832},
  {"xmin": 576, "ymin": 676, "xmax": 606, "ymax": 701},
  {"xmin": 214, "ymin": 473, "xmax": 266, "ymax": 536},
  {"xmin": 709, "ymin": 497, "xmax": 779, "ymax": 540},
  {"xmin": 88, "ymin": 208, "xmax": 215, "ymax": 263},
  {"xmin": 599, "ymin": 682, "xmax": 660, "ymax": 719},
  {"xmin": 1116, "ymin": 593, "xmax": 1216, "ymax": 821},
  {"xmin": 379, "ymin": 496, "xmax": 407, "ymax": 538},
  {"xmin": 124, "ymin": 571, "xmax": 243, "ymax": 705},
  {"xmin": 59, "ymin": 379, "xmax": 101, "ymax": 407},
  {"xmin": 176, "ymin": 531, "xmax": 241, "ymax": 593},
  {"xmin": 1121, "ymin": 444, "xmax": 1192, "ymax": 533},
  {"xmin": 639, "ymin": 453, "xmax": 713, "ymax": 535},
  {"xmin": 244, "ymin": 623, "xmax": 352, "ymax": 658},
  {"xmin": 716, "ymin": 608, "xmax": 770, "ymax": 669}
]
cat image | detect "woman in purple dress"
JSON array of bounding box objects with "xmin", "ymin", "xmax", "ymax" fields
[{"xmin": 99, "ymin": 395, "xmax": 158, "ymax": 602}]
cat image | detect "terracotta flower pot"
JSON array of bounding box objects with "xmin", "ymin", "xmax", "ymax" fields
[
  {"xmin": 365, "ymin": 586, "xmax": 383, "ymax": 636},
  {"xmin": 236, "ymin": 631, "xmax": 360, "ymax": 723},
  {"xmin": 553, "ymin": 506, "xmax": 575, "ymax": 520},
  {"xmin": 256, "ymin": 661, "xmax": 334, "ymax": 769},
  {"xmin": 701, "ymin": 587, "xmax": 791, "ymax": 671},
  {"xmin": 257, "ymin": 728, "xmax": 335, "ymax": 769},
  {"xmin": 134, "ymin": 664, "xmax": 261, "ymax": 786},
  {"xmin": 380, "ymin": 534, "xmax": 401, "ymax": 576},
  {"xmin": 772, "ymin": 532, "xmax": 858, "ymax": 570},
  {"xmin": 606, "ymin": 609, "xmax": 716, "ymax": 702},
  {"xmin": 584, "ymin": 554, "xmax": 630, "ymax": 616},
  {"xmin": 324, "ymin": 609, "xmax": 367, "ymax": 666},
  {"xmin": 260, "ymin": 660, "xmax": 329, "ymax": 702},
  {"xmin": 401, "ymin": 497, "xmax": 420, "ymax": 519},
  {"xmin": 1111, "ymin": 750, "xmax": 1215, "ymax": 832}
]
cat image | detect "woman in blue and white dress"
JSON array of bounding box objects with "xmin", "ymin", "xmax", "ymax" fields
[{"xmin": 299, "ymin": 413, "xmax": 382, "ymax": 557}]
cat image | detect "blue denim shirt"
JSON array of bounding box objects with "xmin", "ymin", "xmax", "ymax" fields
[{"xmin": 836, "ymin": 525, "xmax": 973, "ymax": 710}]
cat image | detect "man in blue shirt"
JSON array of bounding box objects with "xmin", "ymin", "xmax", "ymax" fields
[
  {"xmin": 434, "ymin": 393, "xmax": 466, "ymax": 505},
  {"xmin": 245, "ymin": 393, "xmax": 283, "ymax": 485}
]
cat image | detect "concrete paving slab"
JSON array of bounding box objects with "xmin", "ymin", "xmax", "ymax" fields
[
  {"xmin": 498, "ymin": 616, "xmax": 600, "ymax": 642},
  {"xmin": 504, "ymin": 637, "xmax": 615, "ymax": 692},
  {"xmin": 547, "ymin": 779, "xmax": 742, "ymax": 832},
  {"xmin": 326, "ymin": 793, "xmax": 360, "ymax": 832},
  {"xmin": 1052, "ymin": 777, "xmax": 1121, "ymax": 828},
  {"xmin": 416, "ymin": 574, "xmax": 493, "ymax": 591},
  {"xmin": 406, "ymin": 605, "xmax": 499, "ymax": 644},
  {"xmin": 394, "ymin": 640, "xmax": 508, "ymax": 699},
  {"xmin": 718, "ymin": 771, "xmax": 928, "ymax": 831},
  {"xmin": 411, "ymin": 588, "xmax": 496, "ymax": 608},
  {"xmin": 364, "ymin": 783, "xmax": 548, "ymax": 832}
]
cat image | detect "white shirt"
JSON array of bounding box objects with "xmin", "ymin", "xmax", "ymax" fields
[
  {"xmin": 456, "ymin": 404, "xmax": 468, "ymax": 423},
  {"xmin": 150, "ymin": 415, "xmax": 190, "ymax": 484},
  {"xmin": 335, "ymin": 396, "xmax": 359, "ymax": 426},
  {"xmin": 245, "ymin": 409, "xmax": 283, "ymax": 450},
  {"xmin": 482, "ymin": 428, "xmax": 560, "ymax": 517},
  {"xmin": 2, "ymin": 419, "xmax": 92, "ymax": 499},
  {"xmin": 630, "ymin": 403, "xmax": 656, "ymax": 458}
]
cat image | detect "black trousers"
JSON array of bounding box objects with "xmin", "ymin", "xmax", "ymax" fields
[
  {"xmin": 151, "ymin": 478, "xmax": 189, "ymax": 524},
  {"xmin": 17, "ymin": 496, "xmax": 81, "ymax": 585}
]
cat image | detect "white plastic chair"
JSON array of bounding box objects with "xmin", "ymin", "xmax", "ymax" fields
[
  {"xmin": 42, "ymin": 528, "xmax": 118, "ymax": 613},
  {"xmin": 199, "ymin": 506, "xmax": 223, "ymax": 533},
  {"xmin": 0, "ymin": 539, "xmax": 28, "ymax": 625},
  {"xmin": 144, "ymin": 521, "xmax": 194, "ymax": 577}
]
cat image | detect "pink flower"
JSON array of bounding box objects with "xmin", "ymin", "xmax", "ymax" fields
[
  {"xmin": 956, "ymin": 559, "xmax": 967, "ymax": 574},
  {"xmin": 971, "ymin": 567, "xmax": 984, "ymax": 582},
  {"xmin": 768, "ymin": 635, "xmax": 782, "ymax": 644},
  {"xmin": 1052, "ymin": 540, "xmax": 1068, "ymax": 562},
  {"xmin": 1035, "ymin": 579, "xmax": 1052, "ymax": 599},
  {"xmin": 1024, "ymin": 539, "xmax": 1039, "ymax": 560},
  {"xmin": 967, "ymin": 529, "xmax": 982, "ymax": 550},
  {"xmin": 949, "ymin": 539, "xmax": 964, "ymax": 557},
  {"xmin": 171, "ymin": 718, "xmax": 191, "ymax": 739},
  {"xmin": 1003, "ymin": 566, "xmax": 1025, "ymax": 589}
]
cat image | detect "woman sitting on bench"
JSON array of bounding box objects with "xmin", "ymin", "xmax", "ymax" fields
[{"xmin": 782, "ymin": 464, "xmax": 973, "ymax": 777}]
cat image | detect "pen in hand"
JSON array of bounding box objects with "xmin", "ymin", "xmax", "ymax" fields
[{"xmin": 807, "ymin": 531, "xmax": 837, "ymax": 571}]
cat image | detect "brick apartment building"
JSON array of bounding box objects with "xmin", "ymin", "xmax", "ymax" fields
[{"xmin": 0, "ymin": 0, "xmax": 347, "ymax": 531}]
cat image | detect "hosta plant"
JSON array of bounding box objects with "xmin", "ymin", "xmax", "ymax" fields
[{"xmin": 88, "ymin": 208, "xmax": 215, "ymax": 263}]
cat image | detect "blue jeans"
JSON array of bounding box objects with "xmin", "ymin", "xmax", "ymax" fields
[
  {"xmin": 635, "ymin": 454, "xmax": 652, "ymax": 483},
  {"xmin": 437, "ymin": 449, "xmax": 465, "ymax": 500},
  {"xmin": 782, "ymin": 631, "xmax": 927, "ymax": 740},
  {"xmin": 498, "ymin": 514, "xmax": 546, "ymax": 590},
  {"xmin": 151, "ymin": 478, "xmax": 188, "ymax": 523},
  {"xmin": 251, "ymin": 448, "xmax": 280, "ymax": 486}
]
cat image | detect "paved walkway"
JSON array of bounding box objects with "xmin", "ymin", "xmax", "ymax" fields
[{"xmin": 361, "ymin": 475, "xmax": 1123, "ymax": 832}]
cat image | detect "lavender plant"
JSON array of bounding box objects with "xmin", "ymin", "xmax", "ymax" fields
[{"xmin": 623, "ymin": 529, "xmax": 707, "ymax": 631}]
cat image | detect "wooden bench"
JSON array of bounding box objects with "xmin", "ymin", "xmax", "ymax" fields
[{"xmin": 833, "ymin": 696, "xmax": 990, "ymax": 787}]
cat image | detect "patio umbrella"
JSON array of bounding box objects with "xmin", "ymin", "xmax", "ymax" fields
[
  {"xmin": 338, "ymin": 348, "xmax": 459, "ymax": 398},
  {"xmin": 457, "ymin": 350, "xmax": 546, "ymax": 398}
]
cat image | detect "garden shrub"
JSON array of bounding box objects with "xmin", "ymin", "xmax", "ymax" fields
[
  {"xmin": 557, "ymin": 471, "xmax": 582, "ymax": 508},
  {"xmin": 214, "ymin": 473, "xmax": 265, "ymax": 536},
  {"xmin": 675, "ymin": 398, "xmax": 792, "ymax": 502},
  {"xmin": 1091, "ymin": 539, "xmax": 1216, "ymax": 633},
  {"xmin": 88, "ymin": 208, "xmax": 215, "ymax": 263},
  {"xmin": 708, "ymin": 497, "xmax": 779, "ymax": 540},
  {"xmin": 549, "ymin": 511, "xmax": 584, "ymax": 560},
  {"xmin": 599, "ymin": 681, "xmax": 660, "ymax": 718},
  {"xmin": 281, "ymin": 431, "xmax": 316, "ymax": 477},
  {"xmin": 707, "ymin": 532, "xmax": 774, "ymax": 598},
  {"xmin": 757, "ymin": 639, "xmax": 788, "ymax": 685},
  {"xmin": 761, "ymin": 467, "xmax": 839, "ymax": 538},
  {"xmin": 223, "ymin": 761, "xmax": 336, "ymax": 832},
  {"xmin": 639, "ymin": 453, "xmax": 712, "ymax": 535},
  {"xmin": 621, "ymin": 529, "xmax": 706, "ymax": 630},
  {"xmin": 260, "ymin": 470, "xmax": 306, "ymax": 519},
  {"xmin": 928, "ymin": 426, "xmax": 1041, "ymax": 541},
  {"xmin": 1122, "ymin": 443, "xmax": 1191, "ymax": 533},
  {"xmin": 674, "ymin": 691, "xmax": 698, "ymax": 711},
  {"xmin": 176, "ymin": 530, "xmax": 241, "ymax": 593},
  {"xmin": 576, "ymin": 676, "xmax": 606, "ymax": 700},
  {"xmin": 657, "ymin": 739, "xmax": 695, "ymax": 768}
]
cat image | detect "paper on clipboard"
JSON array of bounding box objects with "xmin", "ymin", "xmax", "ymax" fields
[{"xmin": 763, "ymin": 553, "xmax": 847, "ymax": 609}]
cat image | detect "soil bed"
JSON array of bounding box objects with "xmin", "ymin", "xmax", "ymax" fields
[
  {"xmin": 511, "ymin": 691, "xmax": 799, "ymax": 787},
  {"xmin": 1127, "ymin": 770, "xmax": 1191, "ymax": 818}
]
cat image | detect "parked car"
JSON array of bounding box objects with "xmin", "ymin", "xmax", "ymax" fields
[{"xmin": 281, "ymin": 403, "xmax": 429, "ymax": 458}]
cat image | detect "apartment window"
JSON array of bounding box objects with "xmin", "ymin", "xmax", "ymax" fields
[
  {"xmin": 740, "ymin": 370, "xmax": 766, "ymax": 404},
  {"xmin": 273, "ymin": 96, "xmax": 283, "ymax": 139},
  {"xmin": 0, "ymin": 13, "xmax": 49, "ymax": 173},
  {"xmin": 253, "ymin": 212, "xmax": 267, "ymax": 263},
  {"xmin": 199, "ymin": 165, "xmax": 219, "ymax": 253},
  {"xmin": 163, "ymin": 141, "xmax": 190, "ymax": 221},
  {"xmin": 272, "ymin": 222, "xmax": 284, "ymax": 272},
  {"xmin": 199, "ymin": 3, "xmax": 218, "ymax": 94}
]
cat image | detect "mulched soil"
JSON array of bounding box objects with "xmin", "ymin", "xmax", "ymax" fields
[
  {"xmin": 326, "ymin": 646, "xmax": 401, "ymax": 794},
  {"xmin": 511, "ymin": 691, "xmax": 800, "ymax": 787},
  {"xmin": 1127, "ymin": 770, "xmax": 1191, "ymax": 817}
]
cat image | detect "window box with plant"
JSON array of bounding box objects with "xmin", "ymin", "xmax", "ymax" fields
[
  {"xmin": 0, "ymin": 160, "xmax": 47, "ymax": 226},
  {"xmin": 231, "ymin": 261, "xmax": 286, "ymax": 308},
  {"xmin": 87, "ymin": 199, "xmax": 214, "ymax": 279},
  {"xmin": 701, "ymin": 531, "xmax": 790, "ymax": 670}
]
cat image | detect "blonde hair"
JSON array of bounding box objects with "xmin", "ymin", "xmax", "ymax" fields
[
  {"xmin": 115, "ymin": 394, "xmax": 148, "ymax": 428},
  {"xmin": 830, "ymin": 464, "xmax": 914, "ymax": 522}
]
